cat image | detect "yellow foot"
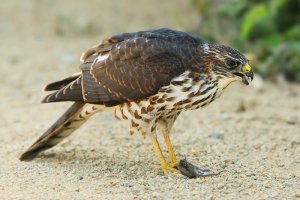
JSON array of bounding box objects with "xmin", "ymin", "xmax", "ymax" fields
[
  {"xmin": 151, "ymin": 136, "xmax": 181, "ymax": 175},
  {"xmin": 170, "ymin": 161, "xmax": 179, "ymax": 168},
  {"xmin": 161, "ymin": 164, "xmax": 181, "ymax": 175}
]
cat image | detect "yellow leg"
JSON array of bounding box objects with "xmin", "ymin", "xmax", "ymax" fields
[
  {"xmin": 162, "ymin": 130, "xmax": 178, "ymax": 167},
  {"xmin": 151, "ymin": 137, "xmax": 179, "ymax": 175}
]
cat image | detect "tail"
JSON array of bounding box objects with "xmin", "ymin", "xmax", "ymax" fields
[{"xmin": 19, "ymin": 102, "xmax": 98, "ymax": 161}]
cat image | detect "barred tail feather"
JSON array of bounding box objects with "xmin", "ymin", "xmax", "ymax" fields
[{"xmin": 19, "ymin": 102, "xmax": 98, "ymax": 161}]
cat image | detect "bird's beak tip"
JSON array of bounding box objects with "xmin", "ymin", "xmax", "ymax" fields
[{"xmin": 242, "ymin": 64, "xmax": 254, "ymax": 85}]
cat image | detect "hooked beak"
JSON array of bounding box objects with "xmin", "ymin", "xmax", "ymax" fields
[{"xmin": 233, "ymin": 64, "xmax": 254, "ymax": 85}]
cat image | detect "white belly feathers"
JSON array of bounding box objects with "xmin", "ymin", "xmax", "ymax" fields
[{"xmin": 114, "ymin": 70, "xmax": 219, "ymax": 136}]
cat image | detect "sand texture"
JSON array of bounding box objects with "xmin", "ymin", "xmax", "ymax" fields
[{"xmin": 1, "ymin": 1, "xmax": 299, "ymax": 199}]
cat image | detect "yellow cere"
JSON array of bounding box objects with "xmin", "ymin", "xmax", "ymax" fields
[{"xmin": 244, "ymin": 64, "xmax": 251, "ymax": 72}]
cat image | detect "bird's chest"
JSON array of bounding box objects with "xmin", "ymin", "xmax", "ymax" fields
[
  {"xmin": 115, "ymin": 72, "xmax": 219, "ymax": 119},
  {"xmin": 113, "ymin": 71, "xmax": 220, "ymax": 135},
  {"xmin": 155, "ymin": 72, "xmax": 219, "ymax": 111}
]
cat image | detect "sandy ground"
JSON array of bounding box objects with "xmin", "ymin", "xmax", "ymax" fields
[{"xmin": 1, "ymin": 1, "xmax": 300, "ymax": 199}]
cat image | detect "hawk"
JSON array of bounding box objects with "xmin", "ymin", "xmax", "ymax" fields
[{"xmin": 19, "ymin": 28, "xmax": 253, "ymax": 177}]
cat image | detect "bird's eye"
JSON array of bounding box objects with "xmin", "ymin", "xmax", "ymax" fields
[{"xmin": 226, "ymin": 59, "xmax": 240, "ymax": 69}]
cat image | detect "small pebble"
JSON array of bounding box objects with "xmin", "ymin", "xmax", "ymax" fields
[
  {"xmin": 287, "ymin": 115, "xmax": 298, "ymax": 124},
  {"xmin": 208, "ymin": 132, "xmax": 224, "ymax": 139},
  {"xmin": 219, "ymin": 112, "xmax": 232, "ymax": 120}
]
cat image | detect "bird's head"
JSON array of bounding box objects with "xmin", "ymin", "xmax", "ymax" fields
[{"xmin": 201, "ymin": 43, "xmax": 254, "ymax": 86}]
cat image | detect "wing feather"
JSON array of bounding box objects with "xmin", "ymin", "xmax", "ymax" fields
[
  {"xmin": 43, "ymin": 28, "xmax": 203, "ymax": 105},
  {"xmin": 87, "ymin": 37, "xmax": 188, "ymax": 101}
]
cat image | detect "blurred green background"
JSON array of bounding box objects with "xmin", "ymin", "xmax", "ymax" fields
[
  {"xmin": 191, "ymin": 0, "xmax": 300, "ymax": 82},
  {"xmin": 1, "ymin": 0, "xmax": 299, "ymax": 83}
]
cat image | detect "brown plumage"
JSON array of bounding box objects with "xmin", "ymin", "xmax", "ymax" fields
[{"xmin": 20, "ymin": 28, "xmax": 253, "ymax": 177}]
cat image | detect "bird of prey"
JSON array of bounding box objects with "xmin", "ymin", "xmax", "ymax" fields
[{"xmin": 19, "ymin": 28, "xmax": 253, "ymax": 177}]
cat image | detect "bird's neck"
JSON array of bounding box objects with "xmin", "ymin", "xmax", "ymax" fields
[{"xmin": 216, "ymin": 77, "xmax": 239, "ymax": 97}]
